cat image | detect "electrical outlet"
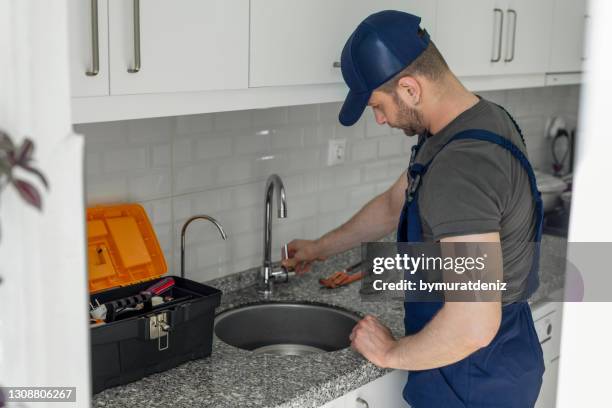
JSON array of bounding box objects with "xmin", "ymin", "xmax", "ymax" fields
[{"xmin": 327, "ymin": 138, "xmax": 347, "ymax": 166}]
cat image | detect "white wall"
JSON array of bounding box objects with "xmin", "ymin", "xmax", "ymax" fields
[
  {"xmin": 75, "ymin": 85, "xmax": 581, "ymax": 282},
  {"xmin": 557, "ymin": 0, "xmax": 612, "ymax": 406},
  {"xmin": 0, "ymin": 0, "xmax": 90, "ymax": 404}
]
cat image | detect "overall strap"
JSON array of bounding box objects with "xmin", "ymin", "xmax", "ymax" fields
[
  {"xmin": 448, "ymin": 129, "xmax": 544, "ymax": 242},
  {"xmin": 401, "ymin": 129, "xmax": 543, "ymax": 242}
]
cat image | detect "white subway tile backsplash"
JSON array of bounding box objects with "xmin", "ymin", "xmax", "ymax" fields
[
  {"xmin": 287, "ymin": 196, "xmax": 317, "ymax": 220},
  {"xmin": 288, "ymin": 104, "xmax": 318, "ymax": 124},
  {"xmin": 214, "ymin": 110, "xmax": 251, "ymax": 131},
  {"xmin": 172, "ymin": 138, "xmax": 194, "ymax": 164},
  {"xmin": 351, "ymin": 139, "xmax": 378, "ymax": 162},
  {"xmin": 176, "ymin": 113, "xmax": 213, "ymax": 136},
  {"xmin": 173, "ymin": 195, "xmax": 193, "ymax": 220},
  {"xmin": 128, "ymin": 171, "xmax": 171, "ymax": 201},
  {"xmin": 86, "ymin": 177, "xmax": 129, "ymax": 204},
  {"xmin": 319, "ymin": 102, "xmax": 342, "ymax": 123},
  {"xmin": 319, "ymin": 190, "xmax": 349, "ymax": 213},
  {"xmin": 195, "ymin": 241, "xmax": 231, "ymax": 268},
  {"xmin": 363, "ymin": 162, "xmax": 389, "ymax": 182},
  {"xmin": 252, "ymin": 107, "xmax": 288, "ymax": 129},
  {"xmin": 103, "ymin": 147, "xmax": 147, "ymax": 173},
  {"xmin": 148, "ymin": 198, "xmax": 172, "ymax": 225},
  {"xmin": 378, "ymin": 135, "xmax": 405, "ymax": 158},
  {"xmin": 234, "ymin": 131, "xmax": 272, "ymax": 155},
  {"xmin": 127, "ymin": 117, "xmax": 173, "ymax": 144},
  {"xmin": 349, "ymin": 184, "xmax": 377, "ymax": 207},
  {"xmin": 79, "ymin": 85, "xmax": 580, "ymax": 283},
  {"xmin": 76, "ymin": 121, "xmax": 127, "ymax": 145},
  {"xmin": 195, "ymin": 137, "xmax": 233, "ymax": 160},
  {"xmin": 286, "ymin": 149, "xmax": 321, "ymax": 173},
  {"xmin": 216, "ymin": 159, "xmax": 254, "ymax": 185},
  {"xmin": 365, "ymin": 116, "xmax": 390, "ymax": 138},
  {"xmin": 232, "ymin": 181, "xmax": 266, "ymax": 209},
  {"xmin": 335, "ymin": 121, "xmax": 365, "ymax": 140},
  {"xmin": 175, "ymin": 162, "xmax": 215, "ymax": 193},
  {"xmin": 232, "ymin": 231, "xmax": 263, "ymax": 259},
  {"xmin": 85, "ymin": 153, "xmax": 102, "ymax": 176},
  {"xmin": 151, "ymin": 144, "xmax": 172, "ymax": 168},
  {"xmin": 271, "ymin": 127, "xmax": 303, "ymax": 150}
]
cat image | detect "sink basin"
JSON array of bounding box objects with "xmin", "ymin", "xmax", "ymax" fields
[{"xmin": 214, "ymin": 302, "xmax": 361, "ymax": 356}]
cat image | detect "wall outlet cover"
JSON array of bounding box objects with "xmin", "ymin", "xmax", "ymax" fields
[{"xmin": 327, "ymin": 138, "xmax": 347, "ymax": 166}]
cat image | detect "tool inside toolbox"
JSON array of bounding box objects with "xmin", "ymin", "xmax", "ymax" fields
[{"xmin": 89, "ymin": 280, "xmax": 203, "ymax": 324}]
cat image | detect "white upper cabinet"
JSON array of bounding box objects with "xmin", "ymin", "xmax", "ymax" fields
[
  {"xmin": 498, "ymin": 0, "xmax": 554, "ymax": 75},
  {"xmin": 69, "ymin": 0, "xmax": 110, "ymax": 97},
  {"xmin": 107, "ymin": 0, "xmax": 249, "ymax": 95},
  {"xmin": 435, "ymin": 0, "xmax": 500, "ymax": 77},
  {"xmin": 249, "ymin": 0, "xmax": 437, "ymax": 88},
  {"xmin": 548, "ymin": 0, "xmax": 587, "ymax": 72},
  {"xmin": 436, "ymin": 0, "xmax": 553, "ymax": 77}
]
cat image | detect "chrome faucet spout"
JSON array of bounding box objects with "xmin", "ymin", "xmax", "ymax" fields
[
  {"xmin": 261, "ymin": 174, "xmax": 287, "ymax": 294},
  {"xmin": 180, "ymin": 215, "xmax": 227, "ymax": 279}
]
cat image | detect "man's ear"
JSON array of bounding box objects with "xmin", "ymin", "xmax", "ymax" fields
[{"xmin": 397, "ymin": 76, "xmax": 421, "ymax": 106}]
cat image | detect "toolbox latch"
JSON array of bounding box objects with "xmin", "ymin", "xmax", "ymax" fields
[{"xmin": 148, "ymin": 312, "xmax": 171, "ymax": 351}]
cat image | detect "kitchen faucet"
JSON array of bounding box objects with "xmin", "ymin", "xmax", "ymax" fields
[
  {"xmin": 259, "ymin": 174, "xmax": 290, "ymax": 295},
  {"xmin": 180, "ymin": 215, "xmax": 227, "ymax": 279}
]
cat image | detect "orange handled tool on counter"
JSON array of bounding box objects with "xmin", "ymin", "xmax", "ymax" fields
[{"xmin": 319, "ymin": 261, "xmax": 363, "ymax": 289}]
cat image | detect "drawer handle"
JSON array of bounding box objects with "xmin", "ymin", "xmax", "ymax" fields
[
  {"xmin": 504, "ymin": 9, "xmax": 517, "ymax": 62},
  {"xmin": 86, "ymin": 0, "xmax": 99, "ymax": 76},
  {"xmin": 128, "ymin": 0, "xmax": 141, "ymax": 73},
  {"xmin": 356, "ymin": 397, "xmax": 369, "ymax": 408},
  {"xmin": 491, "ymin": 8, "xmax": 504, "ymax": 62}
]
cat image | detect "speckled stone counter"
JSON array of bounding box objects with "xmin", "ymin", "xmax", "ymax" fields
[{"xmin": 92, "ymin": 234, "xmax": 566, "ymax": 408}]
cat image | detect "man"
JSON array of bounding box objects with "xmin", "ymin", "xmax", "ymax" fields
[{"xmin": 283, "ymin": 10, "xmax": 545, "ymax": 408}]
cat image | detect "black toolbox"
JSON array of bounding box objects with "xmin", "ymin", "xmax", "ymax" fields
[{"xmin": 87, "ymin": 204, "xmax": 222, "ymax": 394}]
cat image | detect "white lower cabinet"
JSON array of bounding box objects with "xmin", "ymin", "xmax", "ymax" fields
[
  {"xmin": 533, "ymin": 302, "xmax": 563, "ymax": 408},
  {"xmin": 319, "ymin": 370, "xmax": 409, "ymax": 408}
]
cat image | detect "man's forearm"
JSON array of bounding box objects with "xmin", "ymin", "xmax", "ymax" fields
[
  {"xmin": 384, "ymin": 302, "xmax": 501, "ymax": 370},
  {"xmin": 315, "ymin": 192, "xmax": 399, "ymax": 258}
]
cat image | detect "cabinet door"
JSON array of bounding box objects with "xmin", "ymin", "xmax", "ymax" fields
[
  {"xmin": 548, "ymin": 0, "xmax": 587, "ymax": 72},
  {"xmin": 435, "ymin": 0, "xmax": 506, "ymax": 77},
  {"xmin": 69, "ymin": 0, "xmax": 110, "ymax": 97},
  {"xmin": 499, "ymin": 0, "xmax": 554, "ymax": 75},
  {"xmin": 344, "ymin": 370, "xmax": 409, "ymax": 408},
  {"xmin": 249, "ymin": 0, "xmax": 436, "ymax": 87},
  {"xmin": 108, "ymin": 0, "xmax": 248, "ymax": 95}
]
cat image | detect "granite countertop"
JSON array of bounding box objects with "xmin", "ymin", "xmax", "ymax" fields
[{"xmin": 92, "ymin": 234, "xmax": 566, "ymax": 408}]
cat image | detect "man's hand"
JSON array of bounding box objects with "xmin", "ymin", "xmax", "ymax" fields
[
  {"xmin": 350, "ymin": 315, "xmax": 397, "ymax": 368},
  {"xmin": 281, "ymin": 239, "xmax": 326, "ymax": 274}
]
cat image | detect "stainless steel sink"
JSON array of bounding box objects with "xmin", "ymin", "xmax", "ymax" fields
[{"xmin": 214, "ymin": 302, "xmax": 361, "ymax": 356}]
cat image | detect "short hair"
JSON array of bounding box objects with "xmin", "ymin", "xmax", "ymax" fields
[{"xmin": 378, "ymin": 29, "xmax": 450, "ymax": 93}]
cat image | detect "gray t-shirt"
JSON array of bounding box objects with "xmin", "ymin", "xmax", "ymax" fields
[{"xmin": 415, "ymin": 98, "xmax": 537, "ymax": 303}]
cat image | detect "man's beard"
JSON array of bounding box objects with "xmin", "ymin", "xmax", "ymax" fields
[{"xmin": 391, "ymin": 91, "xmax": 426, "ymax": 137}]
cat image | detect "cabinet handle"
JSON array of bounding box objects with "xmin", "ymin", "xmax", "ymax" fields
[
  {"xmin": 86, "ymin": 0, "xmax": 99, "ymax": 76},
  {"xmin": 581, "ymin": 15, "xmax": 590, "ymax": 61},
  {"xmin": 504, "ymin": 9, "xmax": 517, "ymax": 62},
  {"xmin": 491, "ymin": 8, "xmax": 504, "ymax": 62},
  {"xmin": 356, "ymin": 397, "xmax": 369, "ymax": 408},
  {"xmin": 128, "ymin": 0, "xmax": 141, "ymax": 73}
]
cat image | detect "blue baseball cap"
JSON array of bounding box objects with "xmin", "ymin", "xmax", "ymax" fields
[{"xmin": 338, "ymin": 10, "xmax": 430, "ymax": 126}]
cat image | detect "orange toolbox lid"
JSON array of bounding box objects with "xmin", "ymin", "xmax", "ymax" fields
[{"xmin": 86, "ymin": 203, "xmax": 167, "ymax": 293}]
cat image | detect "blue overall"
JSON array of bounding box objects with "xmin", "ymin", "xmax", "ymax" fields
[{"xmin": 396, "ymin": 126, "xmax": 545, "ymax": 407}]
